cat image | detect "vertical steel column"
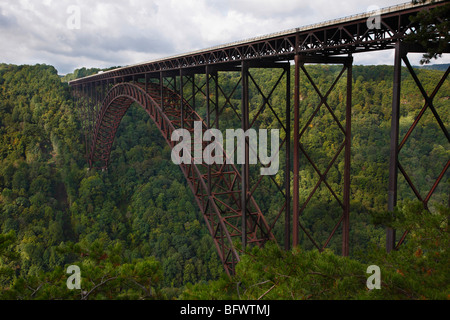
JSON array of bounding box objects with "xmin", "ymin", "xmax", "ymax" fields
[
  {"xmin": 80, "ymin": 85, "xmax": 88, "ymax": 162},
  {"xmin": 103, "ymin": 80, "xmax": 107, "ymax": 101},
  {"xmin": 206, "ymin": 67, "xmax": 211, "ymax": 127},
  {"xmin": 285, "ymin": 64, "xmax": 291, "ymax": 250},
  {"xmin": 205, "ymin": 66, "xmax": 213, "ymax": 244},
  {"xmin": 173, "ymin": 76, "xmax": 177, "ymax": 94},
  {"xmin": 180, "ymin": 70, "xmax": 184, "ymax": 129},
  {"xmin": 145, "ymin": 73, "xmax": 149, "ymax": 94},
  {"xmin": 206, "ymin": 66, "xmax": 212, "ymax": 197},
  {"xmin": 241, "ymin": 61, "xmax": 249, "ymax": 249},
  {"xmin": 88, "ymin": 83, "xmax": 92, "ymax": 130},
  {"xmin": 342, "ymin": 56, "xmax": 353, "ymax": 256},
  {"xmin": 215, "ymin": 72, "xmax": 220, "ymax": 129},
  {"xmin": 75, "ymin": 86, "xmax": 83, "ymax": 162},
  {"xmin": 192, "ymin": 74, "xmax": 196, "ymax": 111},
  {"xmin": 87, "ymin": 83, "xmax": 94, "ymax": 169},
  {"xmin": 92, "ymin": 83, "xmax": 96, "ymax": 132},
  {"xmin": 100, "ymin": 81, "xmax": 103, "ymax": 103},
  {"xmin": 160, "ymin": 72, "xmax": 164, "ymax": 111},
  {"xmin": 83, "ymin": 84, "xmax": 88, "ymax": 164},
  {"xmin": 387, "ymin": 41, "xmax": 404, "ymax": 252},
  {"xmin": 293, "ymin": 54, "xmax": 301, "ymax": 247},
  {"xmin": 95, "ymin": 81, "xmax": 99, "ymax": 117}
]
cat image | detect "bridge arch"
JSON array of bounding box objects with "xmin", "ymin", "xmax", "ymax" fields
[{"xmin": 89, "ymin": 82, "xmax": 274, "ymax": 275}]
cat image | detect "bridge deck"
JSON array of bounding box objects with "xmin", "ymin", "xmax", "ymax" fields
[{"xmin": 69, "ymin": 0, "xmax": 445, "ymax": 86}]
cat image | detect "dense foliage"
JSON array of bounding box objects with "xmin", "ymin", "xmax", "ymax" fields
[
  {"xmin": 408, "ymin": 0, "xmax": 450, "ymax": 64},
  {"xmin": 0, "ymin": 62, "xmax": 448, "ymax": 299},
  {"xmin": 182, "ymin": 202, "xmax": 449, "ymax": 300}
]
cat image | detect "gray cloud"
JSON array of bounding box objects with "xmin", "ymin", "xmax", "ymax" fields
[{"xmin": 0, "ymin": 7, "xmax": 17, "ymax": 27}]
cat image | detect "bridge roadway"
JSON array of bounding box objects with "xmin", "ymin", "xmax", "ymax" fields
[
  {"xmin": 69, "ymin": 1, "xmax": 449, "ymax": 275},
  {"xmin": 69, "ymin": 1, "xmax": 445, "ymax": 85}
]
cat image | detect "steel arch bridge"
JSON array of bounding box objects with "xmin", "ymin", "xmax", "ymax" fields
[{"xmin": 70, "ymin": 1, "xmax": 449, "ymax": 276}]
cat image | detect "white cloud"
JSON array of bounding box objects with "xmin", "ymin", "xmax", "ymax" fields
[{"xmin": 0, "ymin": 0, "xmax": 448, "ymax": 74}]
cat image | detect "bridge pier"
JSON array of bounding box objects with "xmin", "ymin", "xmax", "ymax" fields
[
  {"xmin": 386, "ymin": 41, "xmax": 403, "ymax": 253},
  {"xmin": 241, "ymin": 61, "xmax": 249, "ymax": 249},
  {"xmin": 387, "ymin": 41, "xmax": 450, "ymax": 252},
  {"xmin": 198, "ymin": 62, "xmax": 293, "ymax": 253},
  {"xmin": 292, "ymin": 54, "xmax": 353, "ymax": 256}
]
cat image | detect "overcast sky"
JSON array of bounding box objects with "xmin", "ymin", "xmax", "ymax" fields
[{"xmin": 0, "ymin": 0, "xmax": 448, "ymax": 75}]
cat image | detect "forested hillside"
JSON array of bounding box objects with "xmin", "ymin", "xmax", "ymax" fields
[{"xmin": 0, "ymin": 63, "xmax": 448, "ymax": 299}]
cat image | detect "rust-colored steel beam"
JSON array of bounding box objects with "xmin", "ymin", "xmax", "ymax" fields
[
  {"xmin": 241, "ymin": 61, "xmax": 249, "ymax": 249},
  {"xmin": 343, "ymin": 56, "xmax": 353, "ymax": 257},
  {"xmin": 293, "ymin": 54, "xmax": 300, "ymax": 247},
  {"xmin": 387, "ymin": 41, "xmax": 403, "ymax": 252},
  {"xmin": 284, "ymin": 64, "xmax": 291, "ymax": 250}
]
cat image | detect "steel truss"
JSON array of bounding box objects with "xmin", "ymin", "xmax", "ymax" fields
[
  {"xmin": 387, "ymin": 42, "xmax": 450, "ymax": 252},
  {"xmin": 69, "ymin": 1, "xmax": 445, "ymax": 87},
  {"xmin": 292, "ymin": 55, "xmax": 353, "ymax": 255},
  {"xmin": 69, "ymin": 1, "xmax": 449, "ymax": 274}
]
